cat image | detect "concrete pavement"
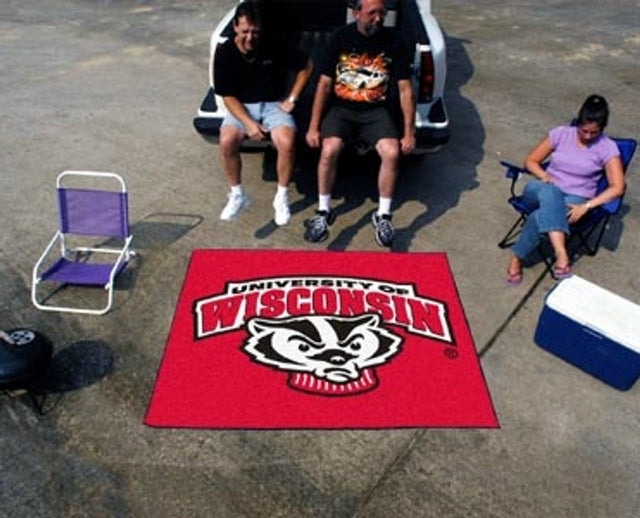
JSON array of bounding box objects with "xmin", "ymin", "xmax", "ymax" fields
[{"xmin": 1, "ymin": 0, "xmax": 639, "ymax": 516}]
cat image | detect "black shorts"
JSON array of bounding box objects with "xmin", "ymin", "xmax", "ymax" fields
[{"xmin": 320, "ymin": 105, "xmax": 399, "ymax": 146}]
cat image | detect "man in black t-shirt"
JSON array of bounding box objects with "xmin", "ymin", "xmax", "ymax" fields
[
  {"xmin": 214, "ymin": 2, "xmax": 311, "ymax": 226},
  {"xmin": 304, "ymin": 0, "xmax": 415, "ymax": 247}
]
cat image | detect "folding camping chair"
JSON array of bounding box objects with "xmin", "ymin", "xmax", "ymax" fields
[
  {"xmin": 497, "ymin": 137, "xmax": 637, "ymax": 275},
  {"xmin": 31, "ymin": 171, "xmax": 134, "ymax": 315}
]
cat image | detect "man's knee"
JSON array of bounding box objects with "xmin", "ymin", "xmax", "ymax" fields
[
  {"xmin": 320, "ymin": 137, "xmax": 343, "ymax": 162},
  {"xmin": 271, "ymin": 127, "xmax": 295, "ymax": 155},
  {"xmin": 219, "ymin": 128, "xmax": 244, "ymax": 156},
  {"xmin": 376, "ymin": 138, "xmax": 400, "ymax": 162}
]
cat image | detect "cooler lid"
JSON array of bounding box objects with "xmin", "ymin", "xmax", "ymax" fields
[{"xmin": 545, "ymin": 275, "xmax": 640, "ymax": 353}]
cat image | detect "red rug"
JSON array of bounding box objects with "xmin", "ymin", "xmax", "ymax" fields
[{"xmin": 144, "ymin": 250, "xmax": 498, "ymax": 429}]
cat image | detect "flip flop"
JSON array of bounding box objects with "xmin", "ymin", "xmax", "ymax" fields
[
  {"xmin": 506, "ymin": 269, "xmax": 523, "ymax": 287},
  {"xmin": 553, "ymin": 264, "xmax": 572, "ymax": 280}
]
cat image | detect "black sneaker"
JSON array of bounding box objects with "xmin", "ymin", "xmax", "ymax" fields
[
  {"xmin": 304, "ymin": 210, "xmax": 336, "ymax": 242},
  {"xmin": 372, "ymin": 212, "xmax": 394, "ymax": 247}
]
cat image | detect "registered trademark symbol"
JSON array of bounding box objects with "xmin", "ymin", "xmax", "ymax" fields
[{"xmin": 444, "ymin": 348, "xmax": 458, "ymax": 359}]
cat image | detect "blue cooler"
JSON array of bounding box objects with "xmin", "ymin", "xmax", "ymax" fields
[{"xmin": 534, "ymin": 275, "xmax": 640, "ymax": 390}]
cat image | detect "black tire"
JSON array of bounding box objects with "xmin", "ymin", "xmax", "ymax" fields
[{"xmin": 0, "ymin": 328, "xmax": 53, "ymax": 388}]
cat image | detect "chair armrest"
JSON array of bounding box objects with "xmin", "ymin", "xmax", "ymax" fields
[
  {"xmin": 500, "ymin": 160, "xmax": 529, "ymax": 178},
  {"xmin": 500, "ymin": 160, "xmax": 532, "ymax": 198},
  {"xmin": 32, "ymin": 232, "xmax": 64, "ymax": 279}
]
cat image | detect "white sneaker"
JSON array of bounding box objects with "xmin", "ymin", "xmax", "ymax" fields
[
  {"xmin": 273, "ymin": 192, "xmax": 291, "ymax": 226},
  {"xmin": 220, "ymin": 191, "xmax": 250, "ymax": 221}
]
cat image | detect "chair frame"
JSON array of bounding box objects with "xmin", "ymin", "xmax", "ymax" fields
[
  {"xmin": 497, "ymin": 137, "xmax": 637, "ymax": 276},
  {"xmin": 31, "ymin": 171, "xmax": 134, "ymax": 315}
]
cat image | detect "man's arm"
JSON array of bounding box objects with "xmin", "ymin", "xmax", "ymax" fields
[
  {"xmin": 214, "ymin": 42, "xmax": 267, "ymax": 140},
  {"xmin": 305, "ymin": 74, "xmax": 333, "ymax": 148},
  {"xmin": 397, "ymin": 78, "xmax": 416, "ymax": 154},
  {"xmin": 280, "ymin": 59, "xmax": 313, "ymax": 113}
]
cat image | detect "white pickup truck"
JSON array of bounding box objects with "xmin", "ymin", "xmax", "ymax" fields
[{"xmin": 193, "ymin": 0, "xmax": 449, "ymax": 152}]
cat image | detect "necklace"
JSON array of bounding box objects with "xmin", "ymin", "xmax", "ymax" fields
[{"xmin": 241, "ymin": 52, "xmax": 257, "ymax": 63}]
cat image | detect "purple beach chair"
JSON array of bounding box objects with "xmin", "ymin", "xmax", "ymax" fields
[{"xmin": 31, "ymin": 171, "xmax": 134, "ymax": 315}]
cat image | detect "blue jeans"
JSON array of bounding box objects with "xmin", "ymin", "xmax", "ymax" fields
[
  {"xmin": 221, "ymin": 102, "xmax": 295, "ymax": 133},
  {"xmin": 511, "ymin": 180, "xmax": 587, "ymax": 259}
]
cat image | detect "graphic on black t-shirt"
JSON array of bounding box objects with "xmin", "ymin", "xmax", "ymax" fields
[{"xmin": 334, "ymin": 51, "xmax": 391, "ymax": 103}]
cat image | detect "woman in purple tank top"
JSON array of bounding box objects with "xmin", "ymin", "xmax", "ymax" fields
[{"xmin": 506, "ymin": 94, "xmax": 625, "ymax": 285}]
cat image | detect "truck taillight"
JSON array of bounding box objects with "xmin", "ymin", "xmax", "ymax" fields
[{"xmin": 418, "ymin": 50, "xmax": 434, "ymax": 103}]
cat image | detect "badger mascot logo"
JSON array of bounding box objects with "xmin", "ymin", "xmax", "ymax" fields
[{"xmin": 243, "ymin": 313, "xmax": 403, "ymax": 396}]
